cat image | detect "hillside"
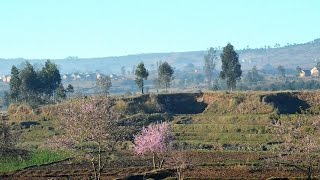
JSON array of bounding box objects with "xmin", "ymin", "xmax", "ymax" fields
[
  {"xmin": 3, "ymin": 91, "xmax": 320, "ymax": 179},
  {"xmin": 1, "ymin": 38, "xmax": 320, "ymax": 75}
]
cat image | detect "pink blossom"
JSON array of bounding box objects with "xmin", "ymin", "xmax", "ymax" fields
[{"xmin": 133, "ymin": 122, "xmax": 170, "ymax": 155}]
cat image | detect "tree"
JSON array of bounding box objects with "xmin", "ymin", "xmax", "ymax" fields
[
  {"xmin": 244, "ymin": 65, "xmax": 264, "ymax": 84},
  {"xmin": 56, "ymin": 84, "xmax": 66, "ymax": 102},
  {"xmin": 135, "ymin": 62, "xmax": 149, "ymax": 94},
  {"xmin": 8, "ymin": 61, "xmax": 63, "ymax": 106},
  {"xmin": 39, "ymin": 60, "xmax": 61, "ymax": 96},
  {"xmin": 267, "ymin": 114, "xmax": 320, "ymax": 179},
  {"xmin": 19, "ymin": 61, "xmax": 39, "ymax": 102},
  {"xmin": 277, "ymin": 65, "xmax": 286, "ymax": 78},
  {"xmin": 47, "ymin": 98, "xmax": 119, "ymax": 180},
  {"xmin": 134, "ymin": 122, "xmax": 171, "ymax": 169},
  {"xmin": 0, "ymin": 114, "xmax": 16, "ymax": 156},
  {"xmin": 168, "ymin": 151, "xmax": 191, "ymax": 180},
  {"xmin": 96, "ymin": 75, "xmax": 112, "ymax": 96},
  {"xmin": 9, "ymin": 66, "xmax": 21, "ymax": 102},
  {"xmin": 121, "ymin": 66, "xmax": 126, "ymax": 76},
  {"xmin": 296, "ymin": 66, "xmax": 302, "ymax": 77},
  {"xmin": 65, "ymin": 84, "xmax": 74, "ymax": 98},
  {"xmin": 203, "ymin": 47, "xmax": 217, "ymax": 89},
  {"xmin": 220, "ymin": 43, "xmax": 242, "ymax": 91},
  {"xmin": 3, "ymin": 91, "xmax": 10, "ymax": 107},
  {"xmin": 316, "ymin": 61, "xmax": 320, "ymax": 71},
  {"xmin": 158, "ymin": 62, "xmax": 174, "ymax": 92}
]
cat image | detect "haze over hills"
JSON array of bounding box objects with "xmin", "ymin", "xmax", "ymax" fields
[{"xmin": 0, "ymin": 38, "xmax": 320, "ymax": 75}]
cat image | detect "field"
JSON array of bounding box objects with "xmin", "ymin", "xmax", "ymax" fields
[{"xmin": 2, "ymin": 91, "xmax": 320, "ymax": 179}]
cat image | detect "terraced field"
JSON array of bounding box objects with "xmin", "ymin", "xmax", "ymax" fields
[
  {"xmin": 172, "ymin": 114, "xmax": 276, "ymax": 150},
  {"xmin": 3, "ymin": 91, "xmax": 320, "ymax": 179}
]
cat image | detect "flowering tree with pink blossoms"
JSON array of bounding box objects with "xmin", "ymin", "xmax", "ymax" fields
[
  {"xmin": 133, "ymin": 122, "xmax": 171, "ymax": 169},
  {"xmin": 47, "ymin": 97, "xmax": 119, "ymax": 180}
]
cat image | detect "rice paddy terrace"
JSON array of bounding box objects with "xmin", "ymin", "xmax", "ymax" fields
[{"xmin": 2, "ymin": 91, "xmax": 320, "ymax": 179}]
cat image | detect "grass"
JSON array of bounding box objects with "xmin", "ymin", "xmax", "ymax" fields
[{"xmin": 0, "ymin": 149, "xmax": 70, "ymax": 173}]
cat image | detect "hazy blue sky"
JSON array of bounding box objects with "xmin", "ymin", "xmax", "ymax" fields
[{"xmin": 0, "ymin": 0, "xmax": 319, "ymax": 59}]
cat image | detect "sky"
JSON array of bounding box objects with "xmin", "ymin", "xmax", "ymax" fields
[{"xmin": 0, "ymin": 0, "xmax": 319, "ymax": 59}]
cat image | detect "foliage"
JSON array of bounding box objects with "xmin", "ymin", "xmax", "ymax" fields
[
  {"xmin": 47, "ymin": 97, "xmax": 120, "ymax": 180},
  {"xmin": 19, "ymin": 61, "xmax": 39, "ymax": 102},
  {"xmin": 316, "ymin": 61, "xmax": 320, "ymax": 71},
  {"xmin": 114, "ymin": 99, "xmax": 129, "ymax": 113},
  {"xmin": 267, "ymin": 114, "xmax": 320, "ymax": 179},
  {"xmin": 3, "ymin": 91, "xmax": 10, "ymax": 107},
  {"xmin": 135, "ymin": 62, "xmax": 149, "ymax": 94},
  {"xmin": 55, "ymin": 84, "xmax": 66, "ymax": 102},
  {"xmin": 134, "ymin": 122, "xmax": 171, "ymax": 169},
  {"xmin": 277, "ymin": 65, "xmax": 286, "ymax": 78},
  {"xmin": 121, "ymin": 66, "xmax": 126, "ymax": 76},
  {"xmin": 9, "ymin": 66, "xmax": 21, "ymax": 102},
  {"xmin": 39, "ymin": 60, "xmax": 62, "ymax": 96},
  {"xmin": 0, "ymin": 115, "xmax": 16, "ymax": 156},
  {"xmin": 244, "ymin": 66, "xmax": 264, "ymax": 84},
  {"xmin": 246, "ymin": 79, "xmax": 320, "ymax": 91},
  {"xmin": 65, "ymin": 84, "xmax": 74, "ymax": 98},
  {"xmin": 8, "ymin": 60, "xmax": 63, "ymax": 107},
  {"xmin": 158, "ymin": 62, "xmax": 174, "ymax": 92},
  {"xmin": 0, "ymin": 150, "xmax": 69, "ymax": 173},
  {"xmin": 203, "ymin": 47, "xmax": 217, "ymax": 89},
  {"xmin": 96, "ymin": 74, "xmax": 112, "ymax": 96},
  {"xmin": 220, "ymin": 43, "xmax": 242, "ymax": 90},
  {"xmin": 296, "ymin": 66, "xmax": 302, "ymax": 76}
]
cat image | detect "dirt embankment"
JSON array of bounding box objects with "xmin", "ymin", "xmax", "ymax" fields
[
  {"xmin": 117, "ymin": 93, "xmax": 207, "ymax": 114},
  {"xmin": 8, "ymin": 91, "xmax": 320, "ymax": 122},
  {"xmin": 113, "ymin": 91, "xmax": 320, "ymax": 115},
  {"xmin": 202, "ymin": 91, "xmax": 320, "ymax": 115}
]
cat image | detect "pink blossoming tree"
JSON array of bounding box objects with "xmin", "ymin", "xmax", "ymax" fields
[
  {"xmin": 47, "ymin": 97, "xmax": 119, "ymax": 180},
  {"xmin": 133, "ymin": 122, "xmax": 171, "ymax": 169}
]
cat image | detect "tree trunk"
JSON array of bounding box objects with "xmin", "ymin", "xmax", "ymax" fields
[
  {"xmin": 159, "ymin": 158, "xmax": 164, "ymax": 169},
  {"xmin": 152, "ymin": 152, "xmax": 156, "ymax": 169},
  {"xmin": 91, "ymin": 161, "xmax": 97, "ymax": 180},
  {"xmin": 142, "ymin": 88, "xmax": 144, "ymax": 94},
  {"xmin": 307, "ymin": 166, "xmax": 312, "ymax": 180},
  {"xmin": 97, "ymin": 143, "xmax": 101, "ymax": 180}
]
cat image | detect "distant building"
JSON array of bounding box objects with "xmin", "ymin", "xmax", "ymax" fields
[
  {"xmin": 299, "ymin": 67, "xmax": 319, "ymax": 78},
  {"xmin": 2, "ymin": 75, "xmax": 11, "ymax": 83},
  {"xmin": 300, "ymin": 70, "xmax": 311, "ymax": 77},
  {"xmin": 96, "ymin": 73, "xmax": 101, "ymax": 80},
  {"xmin": 62, "ymin": 74, "xmax": 68, "ymax": 80},
  {"xmin": 110, "ymin": 74, "xmax": 118, "ymax": 80},
  {"xmin": 311, "ymin": 67, "xmax": 319, "ymax": 76}
]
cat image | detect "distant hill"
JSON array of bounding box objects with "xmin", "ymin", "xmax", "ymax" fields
[{"xmin": 1, "ymin": 38, "xmax": 320, "ymax": 75}]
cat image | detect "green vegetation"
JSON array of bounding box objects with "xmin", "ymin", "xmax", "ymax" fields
[
  {"xmin": 277, "ymin": 65, "xmax": 286, "ymax": 78},
  {"xmin": 158, "ymin": 61, "xmax": 174, "ymax": 92},
  {"xmin": 9, "ymin": 60, "xmax": 63, "ymax": 107},
  {"xmin": 3, "ymin": 91, "xmax": 320, "ymax": 179},
  {"xmin": 244, "ymin": 66, "xmax": 264, "ymax": 83},
  {"xmin": 0, "ymin": 150, "xmax": 70, "ymax": 173},
  {"xmin": 220, "ymin": 43, "xmax": 242, "ymax": 90},
  {"xmin": 203, "ymin": 47, "xmax": 217, "ymax": 89},
  {"xmin": 135, "ymin": 62, "xmax": 149, "ymax": 94},
  {"xmin": 96, "ymin": 74, "xmax": 112, "ymax": 95}
]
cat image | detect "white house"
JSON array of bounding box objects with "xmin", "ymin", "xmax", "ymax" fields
[{"xmin": 311, "ymin": 67, "xmax": 319, "ymax": 77}]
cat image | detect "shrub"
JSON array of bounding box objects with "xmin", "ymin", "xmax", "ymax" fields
[{"xmin": 114, "ymin": 99, "xmax": 129, "ymax": 112}]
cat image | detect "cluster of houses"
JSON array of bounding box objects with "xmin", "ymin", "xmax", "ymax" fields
[
  {"xmin": 0, "ymin": 67, "xmax": 318, "ymax": 84},
  {"xmin": 299, "ymin": 67, "xmax": 319, "ymax": 77},
  {"xmin": 0, "ymin": 73, "xmax": 124, "ymax": 84},
  {"xmin": 61, "ymin": 73, "xmax": 123, "ymax": 81},
  {"xmin": 0, "ymin": 75, "xmax": 11, "ymax": 83}
]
